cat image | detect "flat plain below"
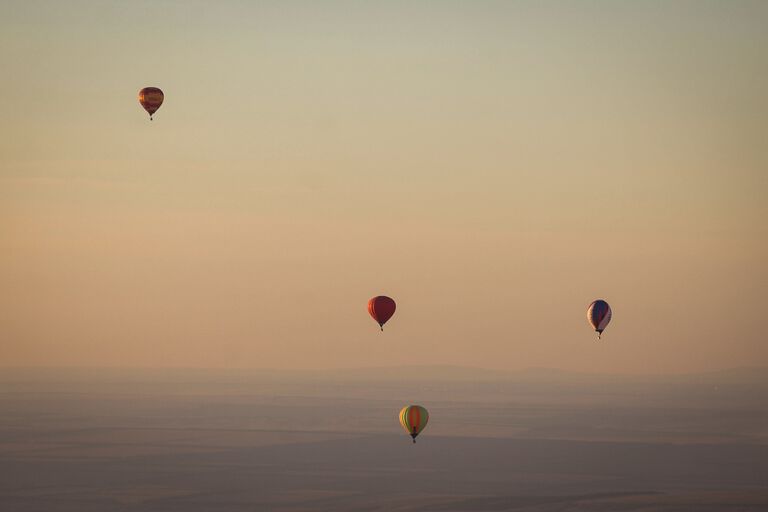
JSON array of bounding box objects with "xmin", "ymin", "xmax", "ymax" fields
[{"xmin": 1, "ymin": 366, "xmax": 766, "ymax": 511}]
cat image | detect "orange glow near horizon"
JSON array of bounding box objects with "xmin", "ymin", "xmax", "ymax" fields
[{"xmin": 1, "ymin": 1, "xmax": 766, "ymax": 373}]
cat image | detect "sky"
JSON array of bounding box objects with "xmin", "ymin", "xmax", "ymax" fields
[{"xmin": 0, "ymin": 1, "xmax": 766, "ymax": 373}]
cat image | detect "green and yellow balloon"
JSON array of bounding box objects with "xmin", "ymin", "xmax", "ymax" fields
[{"xmin": 399, "ymin": 405, "xmax": 429, "ymax": 443}]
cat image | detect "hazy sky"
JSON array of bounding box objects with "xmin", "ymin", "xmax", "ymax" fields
[{"xmin": 1, "ymin": 1, "xmax": 766, "ymax": 373}]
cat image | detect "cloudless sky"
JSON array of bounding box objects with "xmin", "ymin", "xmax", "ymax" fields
[{"xmin": 1, "ymin": 1, "xmax": 766, "ymax": 372}]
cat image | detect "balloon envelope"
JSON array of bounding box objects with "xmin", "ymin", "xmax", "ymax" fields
[
  {"xmin": 368, "ymin": 296, "xmax": 396, "ymax": 330},
  {"xmin": 399, "ymin": 405, "xmax": 429, "ymax": 443},
  {"xmin": 587, "ymin": 299, "xmax": 612, "ymax": 338},
  {"xmin": 138, "ymin": 87, "xmax": 164, "ymax": 119}
]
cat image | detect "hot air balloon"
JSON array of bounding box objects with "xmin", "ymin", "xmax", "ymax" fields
[
  {"xmin": 368, "ymin": 296, "xmax": 396, "ymax": 331},
  {"xmin": 587, "ymin": 299, "xmax": 612, "ymax": 339},
  {"xmin": 399, "ymin": 405, "xmax": 429, "ymax": 443},
  {"xmin": 138, "ymin": 87, "xmax": 164, "ymax": 120}
]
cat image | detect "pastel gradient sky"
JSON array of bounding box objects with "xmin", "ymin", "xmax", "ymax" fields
[{"xmin": 1, "ymin": 1, "xmax": 766, "ymax": 372}]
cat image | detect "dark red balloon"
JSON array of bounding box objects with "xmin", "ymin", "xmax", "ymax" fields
[
  {"xmin": 368, "ymin": 296, "xmax": 396, "ymax": 331},
  {"xmin": 138, "ymin": 87, "xmax": 164, "ymax": 120}
]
